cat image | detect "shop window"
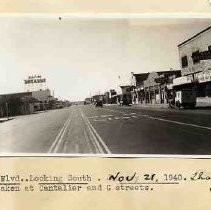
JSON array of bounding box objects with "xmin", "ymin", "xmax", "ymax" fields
[
  {"xmin": 181, "ymin": 56, "xmax": 188, "ymax": 68},
  {"xmin": 192, "ymin": 50, "xmax": 200, "ymax": 64}
]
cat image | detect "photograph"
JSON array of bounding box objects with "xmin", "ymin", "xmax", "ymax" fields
[{"xmin": 0, "ymin": 16, "xmax": 211, "ymax": 155}]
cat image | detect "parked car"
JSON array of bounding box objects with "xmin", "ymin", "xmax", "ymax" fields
[
  {"xmin": 175, "ymin": 89, "xmax": 196, "ymax": 109},
  {"xmin": 168, "ymin": 89, "xmax": 196, "ymax": 109},
  {"xmin": 119, "ymin": 94, "xmax": 131, "ymax": 106},
  {"xmin": 95, "ymin": 100, "xmax": 103, "ymax": 108}
]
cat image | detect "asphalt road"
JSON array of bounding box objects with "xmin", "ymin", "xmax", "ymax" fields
[{"xmin": 0, "ymin": 105, "xmax": 211, "ymax": 155}]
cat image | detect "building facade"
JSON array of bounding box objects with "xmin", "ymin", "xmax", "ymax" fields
[
  {"xmin": 119, "ymin": 85, "xmax": 133, "ymax": 104},
  {"xmin": 131, "ymin": 70, "xmax": 181, "ymax": 104},
  {"xmin": 178, "ymin": 26, "xmax": 211, "ymax": 99},
  {"xmin": 131, "ymin": 72, "xmax": 149, "ymax": 104},
  {"xmin": 0, "ymin": 92, "xmax": 37, "ymax": 117},
  {"xmin": 0, "ymin": 89, "xmax": 52, "ymax": 118}
]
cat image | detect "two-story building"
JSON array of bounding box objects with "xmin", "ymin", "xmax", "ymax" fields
[
  {"xmin": 131, "ymin": 70, "xmax": 181, "ymax": 105},
  {"xmin": 131, "ymin": 72, "xmax": 149, "ymax": 104},
  {"xmin": 178, "ymin": 26, "xmax": 211, "ymax": 100}
]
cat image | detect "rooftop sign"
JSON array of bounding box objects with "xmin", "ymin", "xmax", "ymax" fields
[{"xmin": 24, "ymin": 75, "xmax": 46, "ymax": 84}]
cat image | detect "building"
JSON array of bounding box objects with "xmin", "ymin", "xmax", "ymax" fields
[
  {"xmin": 31, "ymin": 89, "xmax": 51, "ymax": 110},
  {"xmin": 143, "ymin": 70, "xmax": 181, "ymax": 104},
  {"xmin": 0, "ymin": 89, "xmax": 52, "ymax": 118},
  {"xmin": 178, "ymin": 26, "xmax": 211, "ymax": 99},
  {"xmin": 109, "ymin": 89, "xmax": 117, "ymax": 104},
  {"xmin": 0, "ymin": 92, "xmax": 38, "ymax": 117},
  {"xmin": 119, "ymin": 85, "xmax": 133, "ymax": 104},
  {"xmin": 103, "ymin": 92, "xmax": 110, "ymax": 104},
  {"xmin": 131, "ymin": 72, "xmax": 149, "ymax": 104},
  {"xmin": 131, "ymin": 70, "xmax": 181, "ymax": 104},
  {"xmin": 84, "ymin": 97, "xmax": 92, "ymax": 105},
  {"xmin": 24, "ymin": 75, "xmax": 47, "ymax": 92},
  {"xmin": 92, "ymin": 94, "xmax": 104, "ymax": 103}
]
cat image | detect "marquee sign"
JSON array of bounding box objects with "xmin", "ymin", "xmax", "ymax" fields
[{"xmin": 24, "ymin": 75, "xmax": 46, "ymax": 84}]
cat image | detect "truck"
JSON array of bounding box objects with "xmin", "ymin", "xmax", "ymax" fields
[
  {"xmin": 167, "ymin": 75, "xmax": 197, "ymax": 109},
  {"xmin": 174, "ymin": 89, "xmax": 196, "ymax": 109}
]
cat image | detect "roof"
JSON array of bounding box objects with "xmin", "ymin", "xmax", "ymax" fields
[
  {"xmin": 120, "ymin": 85, "xmax": 133, "ymax": 88},
  {"xmin": 133, "ymin": 73, "xmax": 150, "ymax": 82},
  {"xmin": 134, "ymin": 70, "xmax": 181, "ymax": 79},
  {"xmin": 0, "ymin": 91, "xmax": 32, "ymax": 97},
  {"xmin": 156, "ymin": 70, "xmax": 181, "ymax": 76},
  {"xmin": 178, "ymin": 26, "xmax": 211, "ymax": 47}
]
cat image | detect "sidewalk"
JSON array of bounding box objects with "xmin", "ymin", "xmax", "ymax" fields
[
  {"xmin": 133, "ymin": 103, "xmax": 169, "ymax": 109},
  {"xmin": 0, "ymin": 117, "xmax": 14, "ymax": 123},
  {"xmin": 106, "ymin": 101, "xmax": 211, "ymax": 110},
  {"xmin": 196, "ymin": 97, "xmax": 211, "ymax": 107}
]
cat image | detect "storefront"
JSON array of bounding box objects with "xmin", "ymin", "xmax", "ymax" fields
[
  {"xmin": 195, "ymin": 70, "xmax": 211, "ymax": 97},
  {"xmin": 143, "ymin": 70, "xmax": 181, "ymax": 104}
]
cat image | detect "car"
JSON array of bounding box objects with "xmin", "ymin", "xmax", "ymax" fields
[
  {"xmin": 95, "ymin": 100, "xmax": 103, "ymax": 107},
  {"xmin": 119, "ymin": 95, "xmax": 131, "ymax": 106}
]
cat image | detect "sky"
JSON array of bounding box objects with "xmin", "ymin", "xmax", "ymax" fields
[{"xmin": 0, "ymin": 17, "xmax": 210, "ymax": 101}]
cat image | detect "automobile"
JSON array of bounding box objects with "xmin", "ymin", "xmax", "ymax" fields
[
  {"xmin": 95, "ymin": 100, "xmax": 103, "ymax": 107},
  {"xmin": 119, "ymin": 95, "xmax": 131, "ymax": 106},
  {"xmin": 175, "ymin": 89, "xmax": 196, "ymax": 109}
]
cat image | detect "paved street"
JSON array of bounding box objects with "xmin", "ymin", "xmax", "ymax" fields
[{"xmin": 0, "ymin": 105, "xmax": 211, "ymax": 155}]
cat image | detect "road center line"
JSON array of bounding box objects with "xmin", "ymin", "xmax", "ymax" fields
[
  {"xmin": 80, "ymin": 109, "xmax": 111, "ymax": 154},
  {"xmin": 48, "ymin": 115, "xmax": 71, "ymax": 153}
]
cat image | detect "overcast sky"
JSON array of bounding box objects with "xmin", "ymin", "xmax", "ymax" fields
[{"xmin": 0, "ymin": 17, "xmax": 210, "ymax": 101}]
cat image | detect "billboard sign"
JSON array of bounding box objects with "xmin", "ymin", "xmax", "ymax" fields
[{"xmin": 24, "ymin": 75, "xmax": 46, "ymax": 84}]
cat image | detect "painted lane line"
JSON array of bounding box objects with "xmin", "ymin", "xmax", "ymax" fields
[
  {"xmin": 114, "ymin": 117, "xmax": 121, "ymax": 120},
  {"xmin": 141, "ymin": 114, "xmax": 150, "ymax": 117},
  {"xmin": 100, "ymin": 115, "xmax": 113, "ymax": 118},
  {"xmin": 83, "ymin": 129, "xmax": 98, "ymax": 153},
  {"xmin": 87, "ymin": 125, "xmax": 104, "ymax": 153},
  {"xmin": 83, "ymin": 123, "xmax": 101, "ymax": 153},
  {"xmin": 88, "ymin": 116, "xmax": 99, "ymax": 119},
  {"xmin": 86, "ymin": 118, "xmax": 111, "ymax": 154},
  {"xmin": 48, "ymin": 116, "xmax": 71, "ymax": 153},
  {"xmin": 48, "ymin": 117, "xmax": 70, "ymax": 153},
  {"xmin": 122, "ymin": 116, "xmax": 130, "ymax": 119},
  {"xmin": 80, "ymin": 110, "xmax": 111, "ymax": 154},
  {"xmin": 81, "ymin": 113, "xmax": 104, "ymax": 153},
  {"xmin": 53, "ymin": 118, "xmax": 72, "ymax": 153},
  {"xmin": 93, "ymin": 118, "xmax": 107, "ymax": 122},
  {"xmin": 147, "ymin": 116, "xmax": 211, "ymax": 131},
  {"xmin": 102, "ymin": 108, "xmax": 125, "ymax": 115},
  {"xmin": 82, "ymin": 113, "xmax": 105, "ymax": 153},
  {"xmin": 131, "ymin": 116, "xmax": 138, "ymax": 118},
  {"xmin": 103, "ymin": 108, "xmax": 211, "ymax": 131}
]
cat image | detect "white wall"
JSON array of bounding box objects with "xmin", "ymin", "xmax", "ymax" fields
[
  {"xmin": 32, "ymin": 89, "xmax": 51, "ymax": 102},
  {"xmin": 178, "ymin": 28, "xmax": 211, "ymax": 76}
]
